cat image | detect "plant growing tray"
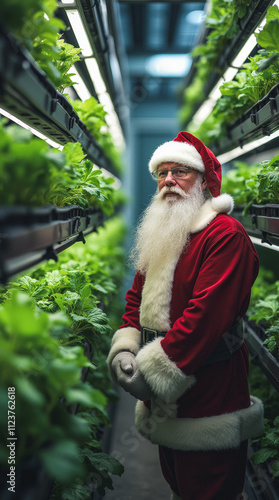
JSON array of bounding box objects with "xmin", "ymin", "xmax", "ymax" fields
[
  {"xmin": 213, "ymin": 83, "xmax": 279, "ymax": 155},
  {"xmin": 232, "ymin": 205, "xmax": 279, "ymax": 247},
  {"xmin": 0, "ymin": 24, "xmax": 118, "ymax": 176},
  {"xmin": 0, "ymin": 205, "xmax": 106, "ymax": 282},
  {"xmin": 181, "ymin": 0, "xmax": 274, "ymax": 125}
]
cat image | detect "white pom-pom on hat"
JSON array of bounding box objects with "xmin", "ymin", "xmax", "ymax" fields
[{"xmin": 211, "ymin": 193, "xmax": 234, "ymax": 214}]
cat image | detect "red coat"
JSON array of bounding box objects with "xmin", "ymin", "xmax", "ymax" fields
[
  {"xmin": 108, "ymin": 195, "xmax": 264, "ymax": 452},
  {"xmin": 122, "ymin": 213, "xmax": 258, "ymax": 410}
]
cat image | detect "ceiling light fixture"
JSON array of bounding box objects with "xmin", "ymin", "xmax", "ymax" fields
[
  {"xmin": 65, "ymin": 9, "xmax": 93, "ymax": 57},
  {"xmin": 70, "ymin": 66, "xmax": 91, "ymax": 101},
  {"xmin": 0, "ymin": 108, "xmax": 63, "ymax": 149},
  {"xmin": 146, "ymin": 54, "xmax": 191, "ymax": 78}
]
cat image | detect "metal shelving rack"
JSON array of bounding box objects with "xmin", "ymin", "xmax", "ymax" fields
[
  {"xmin": 0, "ymin": 205, "xmax": 107, "ymax": 283},
  {"xmin": 233, "ymin": 204, "xmax": 279, "ymax": 247},
  {"xmin": 0, "ymin": 24, "xmax": 118, "ymax": 176},
  {"xmin": 0, "ymin": 3, "xmax": 127, "ymax": 498},
  {"xmin": 182, "ymin": 2, "xmax": 279, "ymax": 498},
  {"xmin": 212, "ymin": 82, "xmax": 279, "ymax": 156},
  {"xmin": 180, "ymin": 0, "xmax": 274, "ymax": 128},
  {"xmin": 0, "ymin": 0, "xmax": 129, "ymax": 283}
]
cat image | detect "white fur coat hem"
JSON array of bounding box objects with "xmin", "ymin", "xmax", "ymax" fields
[{"xmin": 135, "ymin": 396, "xmax": 264, "ymax": 451}]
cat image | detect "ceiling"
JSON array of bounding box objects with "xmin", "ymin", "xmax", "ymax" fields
[{"xmin": 116, "ymin": 1, "xmax": 206, "ymax": 103}]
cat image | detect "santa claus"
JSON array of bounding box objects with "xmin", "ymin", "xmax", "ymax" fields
[{"xmin": 107, "ymin": 131, "xmax": 264, "ymax": 500}]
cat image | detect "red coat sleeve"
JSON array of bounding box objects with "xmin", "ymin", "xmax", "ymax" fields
[
  {"xmin": 119, "ymin": 271, "xmax": 144, "ymax": 331},
  {"xmin": 161, "ymin": 228, "xmax": 259, "ymax": 375}
]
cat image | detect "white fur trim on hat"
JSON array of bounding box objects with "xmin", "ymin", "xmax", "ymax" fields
[
  {"xmin": 148, "ymin": 141, "xmax": 205, "ymax": 173},
  {"xmin": 135, "ymin": 396, "xmax": 264, "ymax": 451}
]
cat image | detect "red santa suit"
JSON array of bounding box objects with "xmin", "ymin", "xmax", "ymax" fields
[{"xmin": 107, "ymin": 132, "xmax": 264, "ymax": 500}]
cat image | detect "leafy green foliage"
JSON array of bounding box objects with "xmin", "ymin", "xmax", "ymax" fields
[
  {"xmin": 0, "ymin": 0, "xmax": 81, "ymax": 92},
  {"xmin": 248, "ymin": 268, "xmax": 279, "ymax": 356},
  {"xmin": 0, "ymin": 291, "xmax": 93, "ymax": 478},
  {"xmin": 0, "ymin": 216, "xmax": 126, "ymax": 496},
  {"xmin": 181, "ymin": 4, "xmax": 279, "ymax": 146},
  {"xmin": 248, "ymin": 362, "xmax": 279, "ymax": 422},
  {"xmin": 256, "ymin": 155, "xmax": 279, "ymax": 204},
  {"xmin": 179, "ymin": 0, "xmax": 252, "ymax": 124},
  {"xmin": 221, "ymin": 155, "xmax": 279, "ymax": 207},
  {"xmin": 221, "ymin": 161, "xmax": 260, "ymax": 206},
  {"xmin": 69, "ymin": 97, "xmax": 123, "ymax": 173},
  {"xmin": 252, "ymin": 417, "xmax": 279, "ymax": 478},
  {"xmin": 0, "ymin": 121, "xmax": 121, "ymax": 212}
]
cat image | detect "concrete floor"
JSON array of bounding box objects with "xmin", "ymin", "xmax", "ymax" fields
[{"xmin": 102, "ymin": 388, "xmax": 171, "ymax": 500}]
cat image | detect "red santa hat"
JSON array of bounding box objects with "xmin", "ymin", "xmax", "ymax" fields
[{"xmin": 148, "ymin": 131, "xmax": 222, "ymax": 197}]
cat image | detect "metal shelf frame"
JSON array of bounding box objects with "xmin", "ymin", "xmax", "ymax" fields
[
  {"xmin": 181, "ymin": 0, "xmax": 274, "ymax": 127},
  {"xmin": 245, "ymin": 321, "xmax": 279, "ymax": 392},
  {"xmin": 0, "ymin": 24, "xmax": 118, "ymax": 176},
  {"xmin": 233, "ymin": 204, "xmax": 279, "ymax": 247},
  {"xmin": 212, "ymin": 83, "xmax": 279, "ymax": 156},
  {"xmin": 0, "ymin": 205, "xmax": 106, "ymax": 283},
  {"xmin": 73, "ymin": 0, "xmax": 129, "ymax": 135}
]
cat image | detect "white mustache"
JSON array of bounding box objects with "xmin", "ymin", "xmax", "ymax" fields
[{"xmin": 157, "ymin": 186, "xmax": 188, "ymax": 200}]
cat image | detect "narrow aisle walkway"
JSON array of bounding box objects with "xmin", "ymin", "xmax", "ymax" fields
[{"xmin": 103, "ymin": 389, "xmax": 171, "ymax": 500}]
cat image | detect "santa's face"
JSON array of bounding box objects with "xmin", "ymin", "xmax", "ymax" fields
[{"xmin": 157, "ymin": 162, "xmax": 207, "ymax": 202}]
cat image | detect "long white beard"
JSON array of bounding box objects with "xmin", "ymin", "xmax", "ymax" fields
[
  {"xmin": 130, "ymin": 179, "xmax": 207, "ymax": 331},
  {"xmin": 131, "ymin": 180, "xmax": 206, "ymax": 274}
]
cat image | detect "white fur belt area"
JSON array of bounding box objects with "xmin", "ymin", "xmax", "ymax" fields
[{"xmin": 135, "ymin": 396, "xmax": 264, "ymax": 452}]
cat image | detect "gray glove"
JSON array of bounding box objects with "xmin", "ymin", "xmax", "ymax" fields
[{"xmin": 111, "ymin": 352, "xmax": 153, "ymax": 401}]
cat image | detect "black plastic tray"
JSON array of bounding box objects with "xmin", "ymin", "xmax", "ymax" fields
[
  {"xmin": 0, "ymin": 205, "xmax": 106, "ymax": 282},
  {"xmin": 181, "ymin": 0, "xmax": 274, "ymax": 126},
  {"xmin": 0, "ymin": 24, "xmax": 117, "ymax": 176},
  {"xmin": 213, "ymin": 83, "xmax": 279, "ymax": 154}
]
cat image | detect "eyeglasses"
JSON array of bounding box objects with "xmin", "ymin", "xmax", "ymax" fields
[{"xmin": 151, "ymin": 166, "xmax": 192, "ymax": 180}]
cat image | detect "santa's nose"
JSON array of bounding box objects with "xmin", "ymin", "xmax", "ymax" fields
[{"xmin": 165, "ymin": 170, "xmax": 176, "ymax": 185}]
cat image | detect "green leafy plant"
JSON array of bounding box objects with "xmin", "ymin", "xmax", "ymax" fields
[
  {"xmin": 221, "ymin": 161, "xmax": 260, "ymax": 206},
  {"xmin": 248, "ymin": 268, "xmax": 279, "ymax": 357},
  {"xmin": 181, "ymin": 5, "xmax": 279, "ymax": 146},
  {"xmin": 252, "ymin": 417, "xmax": 279, "ymax": 478},
  {"xmin": 0, "ymin": 121, "xmax": 121, "ymax": 212},
  {"xmin": 0, "ymin": 0, "xmax": 81, "ymax": 92},
  {"xmin": 0, "ymin": 291, "xmax": 92, "ymax": 477},
  {"xmin": 0, "ymin": 216, "xmax": 126, "ymax": 496},
  {"xmin": 69, "ymin": 97, "xmax": 123, "ymax": 173},
  {"xmin": 256, "ymin": 155, "xmax": 279, "ymax": 205},
  {"xmin": 221, "ymin": 155, "xmax": 279, "ymax": 208},
  {"xmin": 179, "ymin": 0, "xmax": 252, "ymax": 125}
]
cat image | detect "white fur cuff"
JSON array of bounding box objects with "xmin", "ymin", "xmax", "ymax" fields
[
  {"xmin": 107, "ymin": 327, "xmax": 141, "ymax": 384},
  {"xmin": 136, "ymin": 337, "xmax": 196, "ymax": 402}
]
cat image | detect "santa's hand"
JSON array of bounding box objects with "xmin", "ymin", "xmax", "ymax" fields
[
  {"xmin": 118, "ymin": 368, "xmax": 153, "ymax": 401},
  {"xmin": 111, "ymin": 351, "xmax": 137, "ymax": 378}
]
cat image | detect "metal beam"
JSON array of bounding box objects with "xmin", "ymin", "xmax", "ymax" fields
[
  {"xmin": 167, "ymin": 4, "xmax": 182, "ymax": 46},
  {"xmin": 130, "ymin": 3, "xmax": 147, "ymax": 48}
]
